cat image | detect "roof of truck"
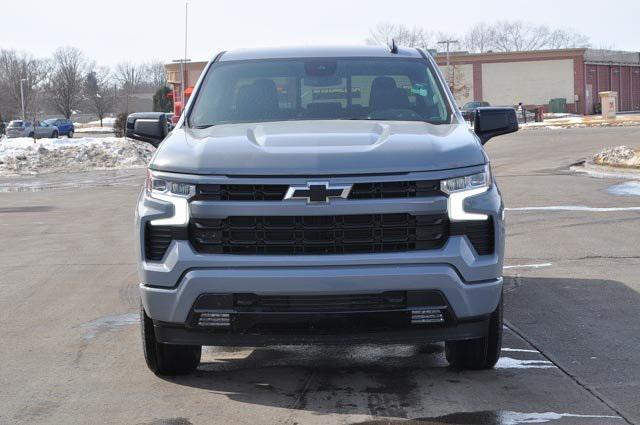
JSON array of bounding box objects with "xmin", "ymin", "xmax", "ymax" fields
[{"xmin": 218, "ymin": 45, "xmax": 424, "ymax": 62}]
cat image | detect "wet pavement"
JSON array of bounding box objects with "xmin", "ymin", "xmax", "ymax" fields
[{"xmin": 1, "ymin": 126, "xmax": 640, "ymax": 424}]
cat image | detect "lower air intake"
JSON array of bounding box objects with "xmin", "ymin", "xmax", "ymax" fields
[{"xmin": 197, "ymin": 312, "xmax": 231, "ymax": 327}]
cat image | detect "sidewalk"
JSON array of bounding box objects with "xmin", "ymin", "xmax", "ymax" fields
[{"xmin": 520, "ymin": 113, "xmax": 640, "ymax": 130}]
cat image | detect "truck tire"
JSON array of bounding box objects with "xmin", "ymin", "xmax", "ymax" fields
[
  {"xmin": 445, "ymin": 296, "xmax": 502, "ymax": 369},
  {"xmin": 68, "ymin": 130, "xmax": 74, "ymax": 138},
  {"xmin": 140, "ymin": 305, "xmax": 201, "ymax": 375}
]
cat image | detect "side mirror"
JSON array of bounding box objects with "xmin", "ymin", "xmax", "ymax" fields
[
  {"xmin": 126, "ymin": 112, "xmax": 167, "ymax": 147},
  {"xmin": 473, "ymin": 107, "xmax": 518, "ymax": 144}
]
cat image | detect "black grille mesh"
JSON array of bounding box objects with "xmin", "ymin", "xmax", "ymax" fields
[
  {"xmin": 450, "ymin": 219, "xmax": 494, "ymax": 255},
  {"xmin": 190, "ymin": 214, "xmax": 449, "ymax": 255},
  {"xmin": 233, "ymin": 292, "xmax": 408, "ymax": 313},
  {"xmin": 195, "ymin": 180, "xmax": 441, "ymax": 201},
  {"xmin": 145, "ymin": 224, "xmax": 173, "ymax": 261}
]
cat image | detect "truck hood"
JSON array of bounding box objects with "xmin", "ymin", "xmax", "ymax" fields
[{"xmin": 151, "ymin": 120, "xmax": 486, "ymax": 176}]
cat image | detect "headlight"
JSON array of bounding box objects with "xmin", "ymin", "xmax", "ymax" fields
[
  {"xmin": 441, "ymin": 164, "xmax": 491, "ymax": 194},
  {"xmin": 145, "ymin": 170, "xmax": 193, "ymax": 227},
  {"xmin": 442, "ymin": 164, "xmax": 492, "ymax": 222},
  {"xmin": 146, "ymin": 170, "xmax": 195, "ymax": 199}
]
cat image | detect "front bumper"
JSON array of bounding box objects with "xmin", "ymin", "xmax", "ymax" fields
[
  {"xmin": 141, "ymin": 264, "xmax": 502, "ymax": 323},
  {"xmin": 136, "ymin": 167, "xmax": 504, "ymax": 344}
]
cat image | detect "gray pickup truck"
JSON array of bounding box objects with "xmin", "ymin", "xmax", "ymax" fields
[{"xmin": 128, "ymin": 45, "xmax": 518, "ymax": 375}]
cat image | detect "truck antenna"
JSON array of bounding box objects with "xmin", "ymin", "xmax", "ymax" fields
[{"xmin": 389, "ymin": 39, "xmax": 398, "ymax": 54}]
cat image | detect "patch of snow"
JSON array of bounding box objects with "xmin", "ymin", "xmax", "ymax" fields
[
  {"xmin": 496, "ymin": 357, "xmax": 556, "ymax": 369},
  {"xmin": 76, "ymin": 127, "xmax": 115, "ymax": 133},
  {"xmin": 593, "ymin": 145, "xmax": 640, "ymax": 168},
  {"xmin": 496, "ymin": 411, "xmax": 621, "ymax": 424},
  {"xmin": 607, "ymin": 181, "xmax": 640, "ymax": 197},
  {"xmin": 0, "ymin": 136, "xmax": 155, "ymax": 176}
]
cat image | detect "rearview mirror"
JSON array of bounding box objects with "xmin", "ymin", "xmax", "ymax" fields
[
  {"xmin": 473, "ymin": 107, "xmax": 518, "ymax": 144},
  {"xmin": 126, "ymin": 112, "xmax": 167, "ymax": 147}
]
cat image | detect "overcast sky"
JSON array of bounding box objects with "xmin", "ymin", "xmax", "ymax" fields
[{"xmin": 1, "ymin": 0, "xmax": 639, "ymax": 66}]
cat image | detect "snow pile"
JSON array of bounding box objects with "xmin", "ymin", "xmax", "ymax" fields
[
  {"xmin": 593, "ymin": 145, "xmax": 640, "ymax": 168},
  {"xmin": 76, "ymin": 127, "xmax": 115, "ymax": 134},
  {"xmin": 0, "ymin": 136, "xmax": 155, "ymax": 175}
]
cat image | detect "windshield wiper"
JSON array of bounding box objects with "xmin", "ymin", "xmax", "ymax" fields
[{"xmin": 192, "ymin": 124, "xmax": 216, "ymax": 129}]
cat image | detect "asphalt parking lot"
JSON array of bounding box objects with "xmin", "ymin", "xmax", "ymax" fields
[{"xmin": 1, "ymin": 126, "xmax": 639, "ymax": 425}]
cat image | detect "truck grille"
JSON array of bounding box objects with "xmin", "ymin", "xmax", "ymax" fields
[
  {"xmin": 195, "ymin": 180, "xmax": 441, "ymax": 201},
  {"xmin": 189, "ymin": 213, "xmax": 449, "ymax": 255}
]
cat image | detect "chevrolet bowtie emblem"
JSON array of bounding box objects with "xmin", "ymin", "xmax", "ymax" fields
[{"xmin": 284, "ymin": 182, "xmax": 352, "ymax": 203}]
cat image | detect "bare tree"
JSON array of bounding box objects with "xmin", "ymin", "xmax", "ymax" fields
[
  {"xmin": 467, "ymin": 21, "xmax": 590, "ymax": 53},
  {"xmin": 0, "ymin": 50, "xmax": 49, "ymax": 119},
  {"xmin": 114, "ymin": 62, "xmax": 142, "ymax": 115},
  {"xmin": 546, "ymin": 28, "xmax": 591, "ymax": 50},
  {"xmin": 46, "ymin": 47, "xmax": 89, "ymax": 118},
  {"xmin": 462, "ymin": 23, "xmax": 496, "ymax": 53},
  {"xmin": 366, "ymin": 23, "xmax": 435, "ymax": 50},
  {"xmin": 143, "ymin": 60, "xmax": 167, "ymax": 89},
  {"xmin": 85, "ymin": 66, "xmax": 114, "ymax": 127}
]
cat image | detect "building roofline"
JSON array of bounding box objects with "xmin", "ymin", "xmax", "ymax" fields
[{"xmin": 434, "ymin": 48, "xmax": 588, "ymax": 64}]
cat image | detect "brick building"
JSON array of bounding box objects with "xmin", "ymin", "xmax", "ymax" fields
[
  {"xmin": 434, "ymin": 49, "xmax": 640, "ymax": 115},
  {"xmin": 165, "ymin": 61, "xmax": 208, "ymax": 120}
]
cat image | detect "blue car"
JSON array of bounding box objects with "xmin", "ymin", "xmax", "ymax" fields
[{"xmin": 44, "ymin": 118, "xmax": 75, "ymax": 138}]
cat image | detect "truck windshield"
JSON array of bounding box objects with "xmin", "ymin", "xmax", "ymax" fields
[{"xmin": 189, "ymin": 58, "xmax": 451, "ymax": 127}]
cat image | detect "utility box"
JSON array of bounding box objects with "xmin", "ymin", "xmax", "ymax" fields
[
  {"xmin": 549, "ymin": 98, "xmax": 567, "ymax": 113},
  {"xmin": 599, "ymin": 91, "xmax": 618, "ymax": 119}
]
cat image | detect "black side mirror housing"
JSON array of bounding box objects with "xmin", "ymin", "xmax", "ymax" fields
[
  {"xmin": 126, "ymin": 112, "xmax": 167, "ymax": 147},
  {"xmin": 473, "ymin": 107, "xmax": 519, "ymax": 144}
]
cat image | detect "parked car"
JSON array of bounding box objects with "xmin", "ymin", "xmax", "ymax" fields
[
  {"xmin": 33, "ymin": 121, "xmax": 60, "ymax": 138},
  {"xmin": 5, "ymin": 120, "xmax": 34, "ymax": 138},
  {"xmin": 164, "ymin": 113, "xmax": 175, "ymax": 132},
  {"xmin": 127, "ymin": 45, "xmax": 518, "ymax": 375},
  {"xmin": 461, "ymin": 101, "xmax": 490, "ymax": 122},
  {"xmin": 44, "ymin": 118, "xmax": 74, "ymax": 138}
]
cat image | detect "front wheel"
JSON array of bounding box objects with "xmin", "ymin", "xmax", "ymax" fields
[
  {"xmin": 445, "ymin": 296, "xmax": 503, "ymax": 369},
  {"xmin": 67, "ymin": 130, "xmax": 73, "ymax": 138},
  {"xmin": 141, "ymin": 305, "xmax": 201, "ymax": 375}
]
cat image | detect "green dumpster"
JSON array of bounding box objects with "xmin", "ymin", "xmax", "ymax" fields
[{"xmin": 549, "ymin": 98, "xmax": 567, "ymax": 113}]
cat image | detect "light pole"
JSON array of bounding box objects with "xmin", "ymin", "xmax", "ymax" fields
[
  {"xmin": 20, "ymin": 78, "xmax": 27, "ymax": 120},
  {"xmin": 437, "ymin": 40, "xmax": 459, "ymax": 85}
]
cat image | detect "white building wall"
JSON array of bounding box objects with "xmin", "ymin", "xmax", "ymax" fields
[
  {"xmin": 482, "ymin": 59, "xmax": 574, "ymax": 106},
  {"xmin": 439, "ymin": 64, "xmax": 474, "ymax": 106}
]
